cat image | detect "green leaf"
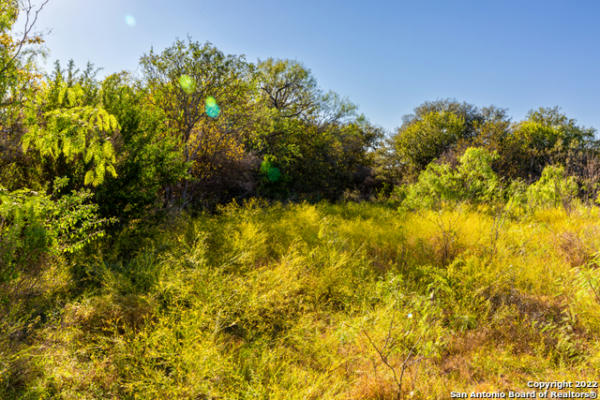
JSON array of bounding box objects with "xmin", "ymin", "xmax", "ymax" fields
[{"xmin": 84, "ymin": 170, "xmax": 94, "ymax": 186}]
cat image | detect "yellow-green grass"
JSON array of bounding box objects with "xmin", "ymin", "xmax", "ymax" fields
[{"xmin": 2, "ymin": 201, "xmax": 599, "ymax": 399}]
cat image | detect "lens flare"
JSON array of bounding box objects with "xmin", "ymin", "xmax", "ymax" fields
[
  {"xmin": 260, "ymin": 159, "xmax": 281, "ymax": 182},
  {"xmin": 205, "ymin": 96, "xmax": 217, "ymax": 107},
  {"xmin": 205, "ymin": 96, "xmax": 220, "ymax": 118},
  {"xmin": 178, "ymin": 75, "xmax": 195, "ymax": 94},
  {"xmin": 267, "ymin": 166, "xmax": 281, "ymax": 182},
  {"xmin": 206, "ymin": 105, "xmax": 220, "ymax": 118},
  {"xmin": 124, "ymin": 15, "xmax": 136, "ymax": 27}
]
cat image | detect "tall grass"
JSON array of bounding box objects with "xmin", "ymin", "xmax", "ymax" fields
[{"xmin": 2, "ymin": 201, "xmax": 599, "ymax": 399}]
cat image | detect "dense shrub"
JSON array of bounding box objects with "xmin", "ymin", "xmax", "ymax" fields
[
  {"xmin": 401, "ymin": 147, "xmax": 501, "ymax": 209},
  {"xmin": 526, "ymin": 165, "xmax": 578, "ymax": 210},
  {"xmin": 0, "ymin": 179, "xmax": 111, "ymax": 281}
]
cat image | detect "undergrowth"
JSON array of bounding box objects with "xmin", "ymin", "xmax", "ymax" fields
[{"xmin": 1, "ymin": 201, "xmax": 599, "ymax": 399}]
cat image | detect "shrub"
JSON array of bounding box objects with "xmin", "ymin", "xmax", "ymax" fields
[
  {"xmin": 526, "ymin": 165, "xmax": 578, "ymax": 209},
  {"xmin": 402, "ymin": 147, "xmax": 500, "ymax": 209},
  {"xmin": 0, "ymin": 179, "xmax": 112, "ymax": 281}
]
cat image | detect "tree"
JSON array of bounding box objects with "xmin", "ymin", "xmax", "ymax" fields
[
  {"xmin": 391, "ymin": 101, "xmax": 518, "ymax": 181},
  {"xmin": 502, "ymin": 107, "xmax": 597, "ymax": 181},
  {"xmin": 526, "ymin": 165, "xmax": 578, "ymax": 209},
  {"xmin": 0, "ymin": 0, "xmax": 48, "ymax": 109},
  {"xmin": 140, "ymin": 39, "xmax": 259, "ymax": 207},
  {"xmin": 21, "ymin": 62, "xmax": 119, "ymax": 188},
  {"xmin": 93, "ymin": 72, "xmax": 187, "ymax": 223},
  {"xmin": 252, "ymin": 60, "xmax": 381, "ymax": 199},
  {"xmin": 401, "ymin": 99, "xmax": 484, "ymax": 139},
  {"xmin": 401, "ymin": 147, "xmax": 500, "ymax": 209},
  {"xmin": 393, "ymin": 110, "xmax": 466, "ymax": 177},
  {"xmin": 257, "ymin": 58, "xmax": 319, "ymax": 119},
  {"xmin": 391, "ymin": 100, "xmax": 493, "ymax": 179},
  {"xmin": 0, "ymin": 0, "xmax": 49, "ymax": 190}
]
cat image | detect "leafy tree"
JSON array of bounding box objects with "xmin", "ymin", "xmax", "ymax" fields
[
  {"xmin": 252, "ymin": 62, "xmax": 381, "ymax": 200},
  {"xmin": 0, "ymin": 0, "xmax": 48, "ymax": 190},
  {"xmin": 264, "ymin": 117, "xmax": 380, "ymax": 200},
  {"xmin": 455, "ymin": 147, "xmax": 500, "ymax": 202},
  {"xmin": 0, "ymin": 0, "xmax": 47, "ymax": 109},
  {"xmin": 393, "ymin": 110, "xmax": 466, "ymax": 177},
  {"xmin": 503, "ymin": 107, "xmax": 596, "ymax": 181},
  {"xmin": 405, "ymin": 99, "xmax": 484, "ymax": 136},
  {"xmin": 257, "ymin": 58, "xmax": 319, "ymax": 119},
  {"xmin": 94, "ymin": 72, "xmax": 188, "ymax": 223},
  {"xmin": 21, "ymin": 65, "xmax": 119, "ymax": 187},
  {"xmin": 140, "ymin": 39, "xmax": 259, "ymax": 207}
]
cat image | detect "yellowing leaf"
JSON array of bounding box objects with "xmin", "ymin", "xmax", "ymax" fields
[{"xmin": 84, "ymin": 170, "xmax": 94, "ymax": 185}]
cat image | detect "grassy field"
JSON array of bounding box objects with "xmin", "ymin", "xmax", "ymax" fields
[{"xmin": 2, "ymin": 201, "xmax": 600, "ymax": 399}]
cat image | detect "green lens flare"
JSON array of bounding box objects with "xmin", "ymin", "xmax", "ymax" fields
[
  {"xmin": 205, "ymin": 97, "xmax": 220, "ymax": 118},
  {"xmin": 205, "ymin": 96, "xmax": 217, "ymax": 107},
  {"xmin": 206, "ymin": 104, "xmax": 220, "ymax": 118},
  {"xmin": 178, "ymin": 75, "xmax": 195, "ymax": 94},
  {"xmin": 260, "ymin": 160, "xmax": 281, "ymax": 182},
  {"xmin": 267, "ymin": 166, "xmax": 281, "ymax": 182}
]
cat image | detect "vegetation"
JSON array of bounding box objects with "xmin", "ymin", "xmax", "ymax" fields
[{"xmin": 1, "ymin": 1, "xmax": 599, "ymax": 398}]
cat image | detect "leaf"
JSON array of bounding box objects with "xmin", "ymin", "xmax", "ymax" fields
[
  {"xmin": 22, "ymin": 133, "xmax": 31, "ymax": 152},
  {"xmin": 84, "ymin": 149, "xmax": 93, "ymax": 163},
  {"xmin": 102, "ymin": 141, "xmax": 114, "ymax": 158},
  {"xmin": 106, "ymin": 164, "xmax": 117, "ymax": 178},
  {"xmin": 63, "ymin": 137, "xmax": 72, "ymax": 158},
  {"xmin": 84, "ymin": 170, "xmax": 94, "ymax": 186}
]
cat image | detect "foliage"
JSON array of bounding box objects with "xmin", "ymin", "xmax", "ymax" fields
[
  {"xmin": 526, "ymin": 165, "xmax": 578, "ymax": 209},
  {"xmin": 402, "ymin": 147, "xmax": 500, "ymax": 209},
  {"xmin": 503, "ymin": 108, "xmax": 595, "ymax": 181},
  {"xmin": 252, "ymin": 59, "xmax": 382, "ymax": 200},
  {"xmin": 140, "ymin": 39, "xmax": 259, "ymax": 207},
  {"xmin": 257, "ymin": 58, "xmax": 319, "ymax": 119},
  {"xmin": 2, "ymin": 202, "xmax": 599, "ymax": 398},
  {"xmin": 390, "ymin": 102, "xmax": 598, "ymax": 185},
  {"xmin": 3, "ymin": 6, "xmax": 600, "ymax": 398},
  {"xmin": 0, "ymin": 178, "xmax": 111, "ymax": 281},
  {"xmin": 22, "ymin": 65, "xmax": 119, "ymax": 187},
  {"xmin": 93, "ymin": 72, "xmax": 188, "ymax": 223},
  {"xmin": 393, "ymin": 110, "xmax": 466, "ymax": 177}
]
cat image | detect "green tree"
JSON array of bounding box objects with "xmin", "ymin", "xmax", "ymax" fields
[
  {"xmin": 93, "ymin": 72, "xmax": 188, "ymax": 223},
  {"xmin": 526, "ymin": 164, "xmax": 578, "ymax": 209},
  {"xmin": 401, "ymin": 147, "xmax": 500, "ymax": 209},
  {"xmin": 257, "ymin": 58, "xmax": 319, "ymax": 119},
  {"xmin": 21, "ymin": 65, "xmax": 119, "ymax": 188},
  {"xmin": 391, "ymin": 101, "xmax": 517, "ymax": 181},
  {"xmin": 0, "ymin": 0, "xmax": 48, "ymax": 190},
  {"xmin": 0, "ymin": 0, "xmax": 47, "ymax": 109},
  {"xmin": 504, "ymin": 107, "xmax": 596, "ymax": 180},
  {"xmin": 393, "ymin": 110, "xmax": 466, "ymax": 177},
  {"xmin": 140, "ymin": 39, "xmax": 259, "ymax": 207},
  {"xmin": 253, "ymin": 60, "xmax": 381, "ymax": 199}
]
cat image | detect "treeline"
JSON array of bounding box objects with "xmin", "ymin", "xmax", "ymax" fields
[
  {"xmin": 380, "ymin": 101, "xmax": 600, "ymax": 211},
  {"xmin": 2, "ymin": 41, "xmax": 383, "ymax": 214},
  {"xmin": 2, "ymin": 1, "xmax": 600, "ymax": 267}
]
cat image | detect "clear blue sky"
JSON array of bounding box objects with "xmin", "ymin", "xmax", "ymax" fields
[{"xmin": 33, "ymin": 0, "xmax": 600, "ymax": 134}]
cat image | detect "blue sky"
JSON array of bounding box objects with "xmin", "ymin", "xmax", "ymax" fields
[{"xmin": 33, "ymin": 0, "xmax": 600, "ymax": 133}]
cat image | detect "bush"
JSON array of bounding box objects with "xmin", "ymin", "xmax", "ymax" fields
[
  {"xmin": 526, "ymin": 165, "xmax": 578, "ymax": 210},
  {"xmin": 401, "ymin": 147, "xmax": 500, "ymax": 209},
  {"xmin": 0, "ymin": 179, "xmax": 112, "ymax": 282}
]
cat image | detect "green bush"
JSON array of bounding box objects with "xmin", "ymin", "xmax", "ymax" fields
[
  {"xmin": 401, "ymin": 147, "xmax": 500, "ymax": 209},
  {"xmin": 526, "ymin": 165, "xmax": 578, "ymax": 209},
  {"xmin": 0, "ymin": 179, "xmax": 112, "ymax": 282}
]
